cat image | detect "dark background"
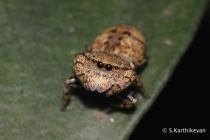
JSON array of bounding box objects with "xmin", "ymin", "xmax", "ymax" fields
[{"xmin": 129, "ymin": 2, "xmax": 209, "ymax": 139}]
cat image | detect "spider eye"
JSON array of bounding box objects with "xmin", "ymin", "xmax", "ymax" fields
[
  {"xmin": 92, "ymin": 59, "xmax": 96, "ymax": 63},
  {"xmin": 105, "ymin": 64, "xmax": 112, "ymax": 71},
  {"xmin": 97, "ymin": 61, "xmax": 104, "ymax": 69}
]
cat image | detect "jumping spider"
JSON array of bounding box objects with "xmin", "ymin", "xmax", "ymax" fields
[{"xmin": 61, "ymin": 25, "xmax": 149, "ymax": 111}]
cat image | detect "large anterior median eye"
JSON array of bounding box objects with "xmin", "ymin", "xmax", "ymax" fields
[
  {"xmin": 105, "ymin": 64, "xmax": 112, "ymax": 71},
  {"xmin": 97, "ymin": 61, "xmax": 104, "ymax": 69}
]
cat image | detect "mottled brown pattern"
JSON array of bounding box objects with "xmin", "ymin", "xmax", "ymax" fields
[
  {"xmin": 61, "ymin": 25, "xmax": 148, "ymax": 111},
  {"xmin": 92, "ymin": 25, "xmax": 147, "ymax": 68}
]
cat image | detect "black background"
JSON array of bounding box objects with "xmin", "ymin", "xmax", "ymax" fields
[{"xmin": 129, "ymin": 2, "xmax": 209, "ymax": 140}]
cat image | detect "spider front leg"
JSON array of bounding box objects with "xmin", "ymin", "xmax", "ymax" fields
[
  {"xmin": 61, "ymin": 76, "xmax": 77, "ymax": 111},
  {"xmin": 114, "ymin": 92, "xmax": 137, "ymax": 108},
  {"xmin": 135, "ymin": 76, "xmax": 149, "ymax": 98}
]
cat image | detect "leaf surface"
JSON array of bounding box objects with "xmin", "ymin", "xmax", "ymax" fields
[{"xmin": 0, "ymin": 0, "xmax": 207, "ymax": 140}]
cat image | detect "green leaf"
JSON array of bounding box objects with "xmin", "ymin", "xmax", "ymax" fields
[{"xmin": 0, "ymin": 0, "xmax": 207, "ymax": 140}]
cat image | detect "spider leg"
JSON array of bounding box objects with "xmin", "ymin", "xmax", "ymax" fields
[
  {"xmin": 135, "ymin": 76, "xmax": 149, "ymax": 98},
  {"xmin": 113, "ymin": 92, "xmax": 137, "ymax": 108},
  {"xmin": 85, "ymin": 45, "xmax": 91, "ymax": 52},
  {"xmin": 61, "ymin": 76, "xmax": 77, "ymax": 111},
  {"xmin": 105, "ymin": 84, "xmax": 122, "ymax": 97}
]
